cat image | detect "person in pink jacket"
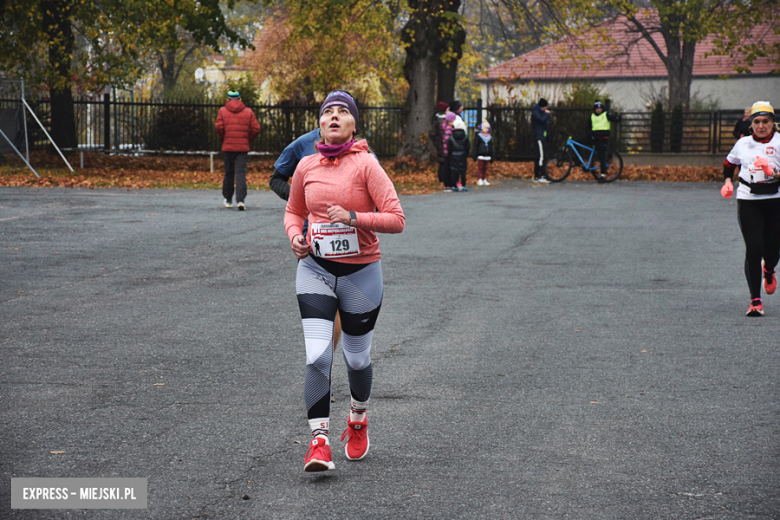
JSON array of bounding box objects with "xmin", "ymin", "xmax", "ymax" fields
[
  {"xmin": 215, "ymin": 90, "xmax": 260, "ymax": 210},
  {"xmin": 284, "ymin": 90, "xmax": 405, "ymax": 472}
]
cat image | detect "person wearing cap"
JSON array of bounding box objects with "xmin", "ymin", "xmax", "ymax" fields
[
  {"xmin": 215, "ymin": 90, "xmax": 260, "ymax": 210},
  {"xmin": 269, "ymin": 91, "xmax": 381, "ymax": 202},
  {"xmin": 531, "ymin": 98, "xmax": 551, "ymax": 183},
  {"xmin": 473, "ymin": 121, "xmax": 494, "ymax": 186},
  {"xmin": 449, "ymin": 100, "xmax": 465, "ymax": 129},
  {"xmin": 285, "ymin": 90, "xmax": 405, "ymax": 472},
  {"xmin": 269, "ymin": 95, "xmax": 383, "ymax": 367},
  {"xmin": 435, "ymin": 101, "xmax": 449, "ymax": 122},
  {"xmin": 590, "ymin": 100, "xmax": 621, "ymax": 182},
  {"xmin": 720, "ymin": 101, "xmax": 780, "ymax": 317}
]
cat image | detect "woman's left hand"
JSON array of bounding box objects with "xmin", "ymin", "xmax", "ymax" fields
[
  {"xmin": 327, "ymin": 203, "xmax": 350, "ymax": 225},
  {"xmin": 755, "ymin": 156, "xmax": 773, "ymax": 176}
]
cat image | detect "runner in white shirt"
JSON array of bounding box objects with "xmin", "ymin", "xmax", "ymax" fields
[{"xmin": 721, "ymin": 101, "xmax": 780, "ymax": 316}]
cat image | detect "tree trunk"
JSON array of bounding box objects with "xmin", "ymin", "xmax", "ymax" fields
[
  {"xmin": 159, "ymin": 49, "xmax": 178, "ymax": 96},
  {"xmin": 437, "ymin": 62, "xmax": 458, "ymax": 105},
  {"xmin": 665, "ymin": 43, "xmax": 695, "ymax": 110},
  {"xmin": 399, "ymin": 1, "xmax": 442, "ymax": 162},
  {"xmin": 659, "ymin": 19, "xmax": 695, "ymax": 110},
  {"xmin": 42, "ymin": 0, "xmax": 78, "ymax": 149},
  {"xmin": 49, "ymin": 88, "xmax": 77, "ymax": 150},
  {"xmin": 436, "ymin": 6, "xmax": 465, "ymax": 104},
  {"xmin": 628, "ymin": 11, "xmax": 696, "ymax": 111},
  {"xmin": 399, "ymin": 53, "xmax": 438, "ymax": 161}
]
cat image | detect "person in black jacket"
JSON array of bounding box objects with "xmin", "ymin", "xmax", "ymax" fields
[
  {"xmin": 531, "ymin": 98, "xmax": 550, "ymax": 183},
  {"xmin": 448, "ymin": 119, "xmax": 471, "ymax": 191},
  {"xmin": 472, "ymin": 121, "xmax": 494, "ymax": 186},
  {"xmin": 733, "ymin": 108, "xmax": 753, "ymax": 140},
  {"xmin": 590, "ymin": 101, "xmax": 621, "ymax": 181}
]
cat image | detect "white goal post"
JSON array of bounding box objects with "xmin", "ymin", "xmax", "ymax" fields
[{"xmin": 0, "ymin": 78, "xmax": 76, "ymax": 177}]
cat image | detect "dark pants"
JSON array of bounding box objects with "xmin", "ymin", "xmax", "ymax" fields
[
  {"xmin": 737, "ymin": 198, "xmax": 780, "ymax": 299},
  {"xmin": 450, "ymin": 158, "xmax": 467, "ymax": 187},
  {"xmin": 594, "ymin": 136, "xmax": 609, "ymax": 173},
  {"xmin": 222, "ymin": 151, "xmax": 247, "ymax": 203},
  {"xmin": 439, "ymin": 157, "xmax": 452, "ymax": 188},
  {"xmin": 533, "ymin": 140, "xmax": 547, "ymax": 179}
]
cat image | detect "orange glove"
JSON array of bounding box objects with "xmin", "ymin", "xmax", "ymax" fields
[
  {"xmin": 755, "ymin": 156, "xmax": 773, "ymax": 176},
  {"xmin": 721, "ymin": 182, "xmax": 733, "ymax": 198}
]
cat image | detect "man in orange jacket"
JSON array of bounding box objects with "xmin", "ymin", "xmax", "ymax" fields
[{"xmin": 215, "ymin": 90, "xmax": 260, "ymax": 210}]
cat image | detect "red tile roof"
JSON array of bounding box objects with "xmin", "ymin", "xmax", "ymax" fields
[{"xmin": 478, "ymin": 9, "xmax": 779, "ymax": 81}]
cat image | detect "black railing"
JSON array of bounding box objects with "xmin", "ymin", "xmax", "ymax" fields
[
  {"xmin": 0, "ymin": 97, "xmax": 750, "ymax": 159},
  {"xmin": 617, "ymin": 110, "xmax": 745, "ymax": 154}
]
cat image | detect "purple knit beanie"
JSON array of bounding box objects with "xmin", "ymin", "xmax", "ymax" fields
[
  {"xmin": 445, "ymin": 112, "xmax": 457, "ymax": 122},
  {"xmin": 320, "ymin": 91, "xmax": 359, "ymax": 130}
]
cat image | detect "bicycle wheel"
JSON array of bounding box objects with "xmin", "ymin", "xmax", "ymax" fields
[
  {"xmin": 593, "ymin": 150, "xmax": 623, "ymax": 182},
  {"xmin": 545, "ymin": 149, "xmax": 573, "ymax": 182}
]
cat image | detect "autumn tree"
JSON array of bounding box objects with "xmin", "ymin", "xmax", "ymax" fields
[
  {"xmin": 0, "ymin": 0, "xmax": 255, "ymax": 147},
  {"xmin": 246, "ymin": 4, "xmax": 402, "ymax": 105},
  {"xmin": 400, "ymin": 0, "xmax": 474, "ymax": 160},
  {"xmin": 151, "ymin": 1, "xmax": 270, "ymax": 97},
  {"xmin": 549, "ymin": 0, "xmax": 780, "ymax": 110},
  {"xmin": 399, "ymin": 0, "xmax": 563, "ymax": 160}
]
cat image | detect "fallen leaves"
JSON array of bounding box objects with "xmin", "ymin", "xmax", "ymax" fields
[{"xmin": 0, "ymin": 151, "xmax": 722, "ymax": 195}]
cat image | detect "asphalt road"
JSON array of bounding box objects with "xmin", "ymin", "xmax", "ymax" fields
[{"xmin": 1, "ymin": 180, "xmax": 778, "ymax": 519}]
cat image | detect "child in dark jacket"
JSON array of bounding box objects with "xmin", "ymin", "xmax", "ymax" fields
[
  {"xmin": 472, "ymin": 121, "xmax": 494, "ymax": 186},
  {"xmin": 435, "ymin": 111, "xmax": 457, "ymax": 191},
  {"xmin": 448, "ymin": 120, "xmax": 471, "ymax": 191}
]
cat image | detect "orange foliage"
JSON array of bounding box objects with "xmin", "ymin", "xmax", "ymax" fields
[{"xmin": 1, "ymin": 152, "xmax": 722, "ymax": 195}]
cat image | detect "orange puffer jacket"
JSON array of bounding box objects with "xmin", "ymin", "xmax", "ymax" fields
[{"xmin": 215, "ymin": 99, "xmax": 260, "ymax": 152}]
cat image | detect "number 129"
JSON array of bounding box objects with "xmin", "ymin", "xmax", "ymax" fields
[{"xmin": 330, "ymin": 239, "xmax": 350, "ymax": 251}]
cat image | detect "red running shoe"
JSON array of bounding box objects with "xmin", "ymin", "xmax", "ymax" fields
[
  {"xmin": 340, "ymin": 412, "xmax": 369, "ymax": 460},
  {"xmin": 764, "ymin": 264, "xmax": 777, "ymax": 295},
  {"xmin": 746, "ymin": 299, "xmax": 764, "ymax": 317},
  {"xmin": 304, "ymin": 437, "xmax": 335, "ymax": 472}
]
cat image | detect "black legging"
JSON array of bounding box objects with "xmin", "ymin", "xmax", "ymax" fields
[{"xmin": 737, "ymin": 198, "xmax": 780, "ymax": 299}]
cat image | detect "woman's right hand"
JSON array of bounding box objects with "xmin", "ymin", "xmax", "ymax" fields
[
  {"xmin": 721, "ymin": 179, "xmax": 733, "ymax": 199},
  {"xmin": 291, "ymin": 235, "xmax": 309, "ymax": 259}
]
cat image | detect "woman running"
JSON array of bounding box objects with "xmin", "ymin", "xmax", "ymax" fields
[
  {"xmin": 721, "ymin": 101, "xmax": 780, "ymax": 316},
  {"xmin": 284, "ymin": 91, "xmax": 405, "ymax": 472}
]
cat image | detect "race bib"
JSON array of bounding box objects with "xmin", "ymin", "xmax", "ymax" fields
[{"xmin": 310, "ymin": 222, "xmax": 361, "ymax": 258}]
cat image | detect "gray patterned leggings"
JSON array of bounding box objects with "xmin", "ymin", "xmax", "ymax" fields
[{"xmin": 296, "ymin": 255, "xmax": 383, "ymax": 420}]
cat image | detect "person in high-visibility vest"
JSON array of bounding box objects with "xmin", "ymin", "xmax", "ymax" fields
[{"xmin": 590, "ymin": 101, "xmax": 621, "ymax": 181}]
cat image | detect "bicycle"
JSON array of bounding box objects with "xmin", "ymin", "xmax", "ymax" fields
[{"xmin": 545, "ymin": 136, "xmax": 623, "ymax": 183}]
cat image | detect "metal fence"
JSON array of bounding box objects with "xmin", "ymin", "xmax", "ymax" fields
[
  {"xmin": 617, "ymin": 109, "xmax": 745, "ymax": 154},
  {"xmin": 0, "ymin": 97, "xmax": 748, "ymax": 159}
]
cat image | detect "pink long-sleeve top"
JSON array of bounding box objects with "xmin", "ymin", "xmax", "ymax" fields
[{"xmin": 284, "ymin": 139, "xmax": 405, "ymax": 264}]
